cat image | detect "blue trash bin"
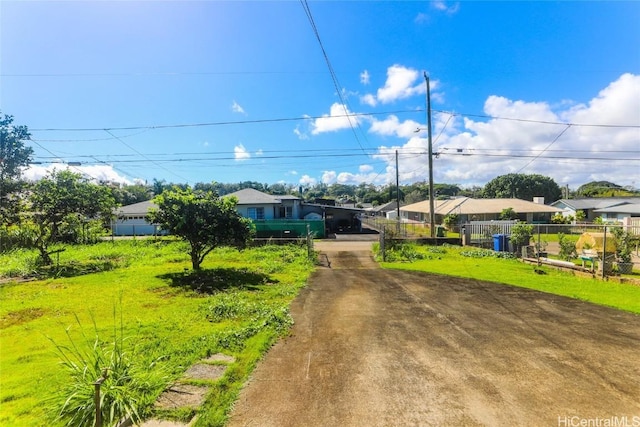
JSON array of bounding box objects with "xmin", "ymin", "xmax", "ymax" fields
[{"xmin": 493, "ymin": 234, "xmax": 509, "ymax": 252}]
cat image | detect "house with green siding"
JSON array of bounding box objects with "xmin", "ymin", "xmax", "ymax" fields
[{"xmin": 113, "ymin": 188, "xmax": 364, "ymax": 238}]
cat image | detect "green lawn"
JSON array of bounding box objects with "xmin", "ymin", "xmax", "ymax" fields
[
  {"xmin": 379, "ymin": 244, "xmax": 640, "ymax": 314},
  {"xmin": 0, "ymin": 240, "xmax": 314, "ymax": 426}
]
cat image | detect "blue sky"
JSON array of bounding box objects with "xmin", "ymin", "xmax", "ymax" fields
[{"xmin": 2, "ymin": 1, "xmax": 639, "ymax": 191}]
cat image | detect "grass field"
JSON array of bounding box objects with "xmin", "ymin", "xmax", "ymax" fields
[
  {"xmin": 379, "ymin": 244, "xmax": 640, "ymax": 314},
  {"xmin": 0, "ymin": 240, "xmax": 314, "ymax": 426}
]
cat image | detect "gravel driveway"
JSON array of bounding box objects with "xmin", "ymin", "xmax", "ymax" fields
[{"xmin": 228, "ymin": 242, "xmax": 640, "ymax": 426}]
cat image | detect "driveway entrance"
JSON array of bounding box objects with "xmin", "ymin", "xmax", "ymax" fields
[{"xmin": 228, "ymin": 244, "xmax": 640, "ymax": 426}]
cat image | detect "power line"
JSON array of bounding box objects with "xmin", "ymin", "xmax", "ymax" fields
[
  {"xmin": 1, "ymin": 70, "xmax": 328, "ymax": 77},
  {"xmin": 103, "ymin": 129, "xmax": 190, "ymax": 182},
  {"xmin": 516, "ymin": 124, "xmax": 572, "ymax": 173},
  {"xmin": 439, "ymin": 110, "xmax": 638, "ymax": 128},
  {"xmin": 27, "ymin": 139, "xmax": 102, "ymax": 181},
  {"xmin": 29, "ymin": 110, "xmax": 414, "ymax": 132},
  {"xmin": 32, "ymin": 146, "xmax": 640, "ymax": 160},
  {"xmin": 29, "ymin": 109, "xmax": 639, "ymax": 133},
  {"xmin": 300, "ymin": 0, "xmax": 370, "ymax": 152},
  {"xmin": 31, "ymin": 149, "xmax": 640, "ymax": 165},
  {"xmin": 440, "ymin": 152, "xmax": 639, "ymax": 161}
]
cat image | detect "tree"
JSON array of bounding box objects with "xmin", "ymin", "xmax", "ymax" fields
[
  {"xmin": 403, "ymin": 190, "xmax": 424, "ymax": 205},
  {"xmin": 483, "ymin": 173, "xmax": 562, "ymax": 202},
  {"xmin": 29, "ymin": 170, "xmax": 116, "ymax": 263},
  {"xmin": 458, "ymin": 185, "xmax": 484, "ymax": 198},
  {"xmin": 108, "ymin": 183, "xmax": 152, "ymax": 206},
  {"xmin": 0, "ymin": 112, "xmax": 33, "ymax": 226},
  {"xmin": 499, "ymin": 207, "xmax": 518, "ymax": 220},
  {"xmin": 575, "ymin": 181, "xmax": 638, "ymax": 197},
  {"xmin": 147, "ymin": 187, "xmax": 254, "ymax": 270}
]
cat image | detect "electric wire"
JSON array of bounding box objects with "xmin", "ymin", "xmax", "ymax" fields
[
  {"xmin": 516, "ymin": 124, "xmax": 572, "ymax": 173},
  {"xmin": 29, "ymin": 110, "xmax": 416, "ymax": 132},
  {"xmin": 31, "ymin": 150, "xmax": 640, "ymax": 165},
  {"xmin": 27, "ymin": 139, "xmax": 101, "ymax": 181},
  {"xmin": 103, "ymin": 129, "xmax": 190, "ymax": 182},
  {"xmin": 300, "ymin": 0, "xmax": 370, "ymax": 153},
  {"xmin": 28, "ymin": 109, "xmax": 638, "ymax": 133}
]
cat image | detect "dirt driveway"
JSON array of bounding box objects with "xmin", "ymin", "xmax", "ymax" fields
[{"xmin": 228, "ymin": 242, "xmax": 640, "ymax": 426}]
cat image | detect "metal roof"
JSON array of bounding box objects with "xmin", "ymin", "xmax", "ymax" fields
[
  {"xmin": 401, "ymin": 197, "xmax": 561, "ymax": 215},
  {"xmin": 552, "ymin": 198, "xmax": 640, "ymax": 210},
  {"xmin": 594, "ymin": 202, "xmax": 640, "ymax": 214},
  {"xmin": 116, "ymin": 200, "xmax": 156, "ymax": 216},
  {"xmin": 226, "ymin": 188, "xmax": 285, "ymax": 204}
]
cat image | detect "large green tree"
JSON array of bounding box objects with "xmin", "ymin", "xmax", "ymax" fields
[
  {"xmin": 575, "ymin": 181, "xmax": 638, "ymax": 197},
  {"xmin": 147, "ymin": 187, "xmax": 254, "ymax": 270},
  {"xmin": 482, "ymin": 173, "xmax": 562, "ymax": 202},
  {"xmin": 0, "ymin": 113, "xmax": 33, "ymax": 226},
  {"xmin": 29, "ymin": 170, "xmax": 116, "ymax": 263},
  {"xmin": 109, "ymin": 183, "xmax": 153, "ymax": 205}
]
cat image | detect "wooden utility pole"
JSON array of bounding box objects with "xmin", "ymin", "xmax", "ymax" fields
[
  {"xmin": 424, "ymin": 72, "xmax": 436, "ymax": 238},
  {"xmin": 396, "ymin": 150, "xmax": 400, "ymax": 219}
]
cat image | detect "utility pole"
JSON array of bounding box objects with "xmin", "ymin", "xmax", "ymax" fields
[
  {"xmin": 424, "ymin": 72, "xmax": 436, "ymax": 238},
  {"xmin": 396, "ymin": 150, "xmax": 401, "ymax": 233}
]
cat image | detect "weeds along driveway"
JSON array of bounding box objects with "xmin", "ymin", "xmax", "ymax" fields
[{"xmin": 228, "ymin": 245, "xmax": 640, "ymax": 427}]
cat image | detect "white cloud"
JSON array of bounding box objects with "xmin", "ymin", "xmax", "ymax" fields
[
  {"xmin": 414, "ymin": 12, "xmax": 430, "ymax": 24},
  {"xmin": 22, "ymin": 164, "xmax": 132, "ymax": 184},
  {"xmin": 293, "ymin": 125, "xmax": 309, "ymax": 140},
  {"xmin": 234, "ymin": 144, "xmax": 250, "ymax": 161},
  {"xmin": 369, "ymin": 115, "xmax": 423, "ymax": 138},
  {"xmin": 362, "ymin": 73, "xmax": 640, "ymax": 189},
  {"xmin": 288, "ymin": 170, "xmax": 298, "ymax": 176},
  {"xmin": 360, "ymin": 93, "xmax": 377, "ymax": 107},
  {"xmin": 359, "ymin": 164, "xmax": 373, "ymax": 173},
  {"xmin": 231, "ymin": 100, "xmax": 246, "ymax": 114},
  {"xmin": 432, "ymin": 1, "xmax": 460, "ymax": 14},
  {"xmin": 311, "ymin": 103, "xmax": 360, "ymax": 135},
  {"xmin": 360, "ymin": 70, "xmax": 370, "ymax": 85},
  {"xmin": 377, "ymin": 65, "xmax": 425, "ymax": 104},
  {"xmin": 299, "ymin": 174, "xmax": 316, "ymax": 185},
  {"xmin": 321, "ymin": 170, "xmax": 337, "ymax": 184}
]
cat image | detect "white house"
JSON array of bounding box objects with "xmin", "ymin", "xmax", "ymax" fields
[
  {"xmin": 112, "ymin": 200, "xmax": 163, "ymax": 236},
  {"xmin": 551, "ymin": 198, "xmax": 640, "ymax": 222}
]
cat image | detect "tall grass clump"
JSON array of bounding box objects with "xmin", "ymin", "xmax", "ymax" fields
[{"xmin": 48, "ymin": 309, "xmax": 172, "ymax": 427}]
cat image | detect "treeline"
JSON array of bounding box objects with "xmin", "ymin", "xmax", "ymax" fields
[{"xmin": 116, "ymin": 175, "xmax": 638, "ymax": 208}]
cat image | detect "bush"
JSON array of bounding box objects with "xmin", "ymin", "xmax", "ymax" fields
[
  {"xmin": 48, "ymin": 312, "xmax": 171, "ymax": 427},
  {"xmin": 510, "ymin": 223, "xmax": 533, "ymax": 255},
  {"xmin": 558, "ymin": 233, "xmax": 577, "ymax": 261}
]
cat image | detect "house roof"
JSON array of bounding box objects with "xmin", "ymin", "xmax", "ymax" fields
[
  {"xmin": 116, "ymin": 200, "xmax": 157, "ymax": 216},
  {"xmin": 594, "ymin": 202, "xmax": 640, "ymax": 215},
  {"xmin": 370, "ymin": 200, "xmax": 403, "ymax": 213},
  {"xmin": 551, "ymin": 198, "xmax": 640, "ymax": 211},
  {"xmin": 401, "ymin": 197, "xmax": 561, "ymax": 215},
  {"xmin": 226, "ymin": 188, "xmax": 302, "ymax": 204},
  {"xmin": 227, "ymin": 188, "xmax": 280, "ymax": 204}
]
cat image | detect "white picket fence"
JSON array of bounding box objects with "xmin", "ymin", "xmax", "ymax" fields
[{"xmin": 622, "ymin": 217, "xmax": 640, "ymax": 236}]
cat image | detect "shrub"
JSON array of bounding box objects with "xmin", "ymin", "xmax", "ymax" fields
[
  {"xmin": 510, "ymin": 223, "xmax": 533, "ymax": 255},
  {"xmin": 48, "ymin": 312, "xmax": 171, "ymax": 427},
  {"xmin": 558, "ymin": 233, "xmax": 577, "ymax": 261}
]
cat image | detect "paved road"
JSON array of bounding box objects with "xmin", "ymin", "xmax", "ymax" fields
[{"xmin": 228, "ymin": 246, "xmax": 640, "ymax": 426}]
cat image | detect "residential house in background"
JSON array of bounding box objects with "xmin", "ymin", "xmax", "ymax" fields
[
  {"xmin": 368, "ymin": 200, "xmax": 404, "ymax": 220},
  {"xmin": 112, "ymin": 188, "xmax": 365, "ymax": 238},
  {"xmin": 400, "ymin": 197, "xmax": 561, "ymax": 224},
  {"xmin": 551, "ymin": 198, "xmax": 640, "ymax": 222},
  {"xmin": 112, "ymin": 200, "xmax": 164, "ymax": 236}
]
